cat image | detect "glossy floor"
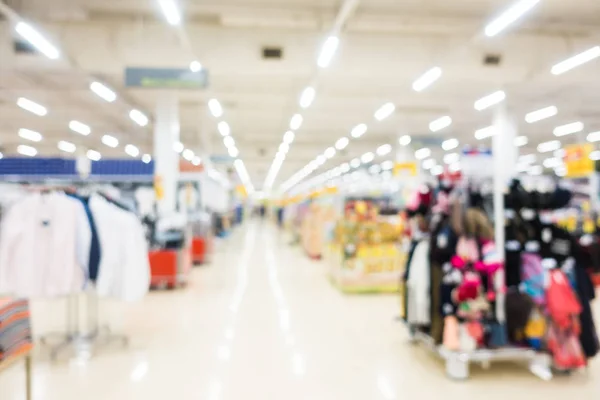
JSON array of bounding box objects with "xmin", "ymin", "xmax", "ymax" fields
[{"xmin": 2, "ymin": 222, "xmax": 600, "ymax": 399}]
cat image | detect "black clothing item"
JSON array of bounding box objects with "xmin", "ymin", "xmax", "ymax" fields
[
  {"xmin": 574, "ymin": 263, "xmax": 600, "ymax": 359},
  {"xmin": 402, "ymin": 240, "xmax": 420, "ymax": 322}
]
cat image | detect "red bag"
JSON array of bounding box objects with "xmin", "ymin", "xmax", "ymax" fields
[{"xmin": 546, "ymin": 270, "xmax": 582, "ymax": 330}]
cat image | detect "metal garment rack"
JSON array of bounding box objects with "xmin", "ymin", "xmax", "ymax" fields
[
  {"xmin": 408, "ymin": 327, "xmax": 553, "ymax": 380},
  {"xmin": 40, "ymin": 291, "xmax": 129, "ymax": 361}
]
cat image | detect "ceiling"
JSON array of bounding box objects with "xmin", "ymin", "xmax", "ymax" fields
[{"xmin": 1, "ymin": 0, "xmax": 599, "ymax": 192}]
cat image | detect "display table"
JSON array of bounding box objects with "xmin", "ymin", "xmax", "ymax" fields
[{"xmin": 327, "ymin": 242, "xmax": 406, "ymax": 293}]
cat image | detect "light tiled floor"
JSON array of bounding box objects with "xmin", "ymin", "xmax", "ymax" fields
[{"xmin": 2, "ymin": 222, "xmax": 600, "ymax": 399}]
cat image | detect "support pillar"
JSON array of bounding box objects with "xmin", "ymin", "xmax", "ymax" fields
[
  {"xmin": 154, "ymin": 93, "xmax": 180, "ymax": 214},
  {"xmin": 492, "ymin": 104, "xmax": 518, "ymax": 253}
]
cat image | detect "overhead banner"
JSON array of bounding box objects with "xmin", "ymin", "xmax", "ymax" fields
[
  {"xmin": 125, "ymin": 67, "xmax": 209, "ymax": 89},
  {"xmin": 565, "ymin": 143, "xmax": 594, "ymax": 178}
]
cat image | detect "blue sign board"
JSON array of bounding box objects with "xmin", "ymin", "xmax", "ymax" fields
[{"xmin": 125, "ymin": 67, "xmax": 209, "ymax": 89}]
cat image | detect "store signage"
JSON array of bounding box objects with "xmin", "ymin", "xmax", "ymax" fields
[
  {"xmin": 393, "ymin": 162, "xmax": 417, "ymax": 177},
  {"xmin": 564, "ymin": 144, "xmax": 594, "ymax": 178},
  {"xmin": 125, "ymin": 67, "xmax": 209, "ymax": 89}
]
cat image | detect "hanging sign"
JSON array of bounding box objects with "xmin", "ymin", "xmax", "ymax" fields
[
  {"xmin": 564, "ymin": 144, "xmax": 594, "ymax": 178},
  {"xmin": 393, "ymin": 162, "xmax": 417, "ymax": 177},
  {"xmin": 125, "ymin": 67, "xmax": 209, "ymax": 89}
]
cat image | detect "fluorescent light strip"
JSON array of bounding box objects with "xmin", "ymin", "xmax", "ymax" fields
[
  {"xmin": 374, "ymin": 103, "xmax": 395, "ymax": 121},
  {"xmin": 173, "ymin": 141, "xmax": 184, "ymax": 153},
  {"xmin": 484, "ymin": 0, "xmax": 541, "ymax": 37},
  {"xmin": 17, "ymin": 97, "xmax": 47, "ymax": 116},
  {"xmin": 224, "ymin": 136, "xmax": 235, "ymax": 148},
  {"xmin": 15, "ymin": 22, "xmax": 60, "ymax": 59},
  {"xmin": 474, "ymin": 90, "xmax": 506, "ymax": 111},
  {"xmin": 90, "ymin": 81, "xmax": 117, "ymax": 102},
  {"xmin": 125, "ymin": 144, "xmax": 140, "ymax": 157},
  {"xmin": 423, "ymin": 159, "xmax": 436, "ymax": 170},
  {"xmin": 87, "ymin": 149, "xmax": 101, "ymax": 161},
  {"xmin": 102, "ymin": 135, "xmax": 119, "ymax": 148},
  {"xmin": 299, "ymin": 87, "xmax": 316, "ymax": 108},
  {"xmin": 283, "ymin": 131, "xmax": 295, "ymax": 144},
  {"xmin": 335, "ymin": 137, "xmax": 349, "ymax": 150},
  {"xmin": 58, "ymin": 140, "xmax": 76, "ymax": 153},
  {"xmin": 399, "ymin": 135, "xmax": 411, "ymax": 146},
  {"xmin": 157, "ymin": 0, "xmax": 181, "ymax": 25},
  {"xmin": 18, "ymin": 128, "xmax": 42, "ymax": 142},
  {"xmin": 444, "ymin": 153, "xmax": 460, "ymax": 164},
  {"xmin": 525, "ymin": 106, "xmax": 557, "ymax": 123},
  {"xmin": 324, "ymin": 147, "xmax": 336, "ymax": 159},
  {"xmin": 234, "ymin": 159, "xmax": 254, "ymax": 193},
  {"xmin": 351, "ymin": 123, "xmax": 368, "ymax": 138},
  {"xmin": 208, "ymin": 99, "xmax": 223, "ymax": 118},
  {"xmin": 412, "ymin": 67, "xmax": 442, "ymax": 92},
  {"xmin": 551, "ymin": 46, "xmax": 600, "ymax": 75},
  {"xmin": 17, "ymin": 145, "xmax": 37, "ymax": 157},
  {"xmin": 475, "ymin": 126, "xmax": 497, "ymax": 140},
  {"xmin": 69, "ymin": 120, "xmax": 91, "ymax": 136},
  {"xmin": 280, "ymin": 143, "xmax": 290, "ymax": 153},
  {"xmin": 415, "ymin": 148, "xmax": 431, "ymax": 160},
  {"xmin": 361, "ymin": 152, "xmax": 374, "ymax": 163},
  {"xmin": 192, "ymin": 156, "xmax": 201, "ymax": 166},
  {"xmin": 376, "ymin": 144, "xmax": 392, "ymax": 156},
  {"xmin": 537, "ymin": 140, "xmax": 561, "ymax": 153},
  {"xmin": 142, "ymin": 154, "xmax": 152, "ymax": 164},
  {"xmin": 317, "ymin": 36, "xmax": 340, "ymax": 68},
  {"xmin": 442, "ymin": 138, "xmax": 459, "ymax": 151},
  {"xmin": 429, "ymin": 116, "xmax": 452, "ymax": 132},
  {"xmin": 514, "ymin": 136, "xmax": 529, "ymax": 147},
  {"xmin": 553, "ymin": 121, "xmax": 584, "ymax": 137},
  {"xmin": 587, "ymin": 131, "xmax": 600, "ymax": 143},
  {"xmin": 218, "ymin": 121, "xmax": 231, "ymax": 136},
  {"xmin": 290, "ymin": 114, "xmax": 303, "ymax": 131},
  {"xmin": 129, "ymin": 109, "xmax": 149, "ymax": 126},
  {"xmin": 228, "ymin": 147, "xmax": 239, "ymax": 158},
  {"xmin": 182, "ymin": 149, "xmax": 194, "ymax": 161}
]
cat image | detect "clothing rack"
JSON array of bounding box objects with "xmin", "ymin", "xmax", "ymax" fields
[{"xmin": 40, "ymin": 292, "xmax": 128, "ymax": 361}]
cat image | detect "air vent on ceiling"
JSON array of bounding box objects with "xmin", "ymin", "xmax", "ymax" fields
[
  {"xmin": 14, "ymin": 40, "xmax": 37, "ymax": 54},
  {"xmin": 262, "ymin": 47, "xmax": 283, "ymax": 60},
  {"xmin": 483, "ymin": 54, "xmax": 502, "ymax": 66},
  {"xmin": 258, "ymin": 148, "xmax": 267, "ymax": 157}
]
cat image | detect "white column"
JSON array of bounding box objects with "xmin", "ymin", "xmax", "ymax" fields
[
  {"xmin": 492, "ymin": 104, "xmax": 518, "ymax": 254},
  {"xmin": 154, "ymin": 93, "xmax": 180, "ymax": 214}
]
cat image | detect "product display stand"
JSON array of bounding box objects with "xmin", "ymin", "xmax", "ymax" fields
[
  {"xmin": 40, "ymin": 292, "xmax": 128, "ymax": 361},
  {"xmin": 408, "ymin": 328, "xmax": 552, "ymax": 380},
  {"xmin": 0, "ymin": 352, "xmax": 32, "ymax": 400}
]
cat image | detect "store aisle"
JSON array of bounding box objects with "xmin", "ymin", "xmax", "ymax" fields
[{"xmin": 2, "ymin": 222, "xmax": 600, "ymax": 399}]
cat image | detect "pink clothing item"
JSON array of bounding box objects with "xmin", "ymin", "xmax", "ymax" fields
[{"xmin": 0, "ymin": 193, "xmax": 86, "ymax": 298}]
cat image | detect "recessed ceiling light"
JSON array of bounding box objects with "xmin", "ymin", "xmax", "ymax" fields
[
  {"xmin": 208, "ymin": 99, "xmax": 223, "ymax": 117},
  {"xmin": 429, "ymin": 116, "xmax": 452, "ymax": 132},
  {"xmin": 102, "ymin": 135, "xmax": 119, "ymax": 148},
  {"xmin": 17, "ymin": 97, "xmax": 47, "ymax": 116},
  {"xmin": 361, "ymin": 152, "xmax": 375, "ymax": 163},
  {"xmin": 441, "ymin": 138, "xmax": 459, "ymax": 151},
  {"xmin": 90, "ymin": 81, "xmax": 117, "ymax": 102},
  {"xmin": 125, "ymin": 144, "xmax": 140, "ymax": 157},
  {"xmin": 299, "ymin": 87, "xmax": 316, "ymax": 108},
  {"xmin": 415, "ymin": 148, "xmax": 431, "ymax": 160},
  {"xmin": 553, "ymin": 122, "xmax": 584, "ymax": 137},
  {"xmin": 374, "ymin": 103, "xmax": 395, "ymax": 121},
  {"xmin": 69, "ymin": 120, "xmax": 91, "ymax": 136},
  {"xmin": 142, "ymin": 154, "xmax": 152, "ymax": 163},
  {"xmin": 551, "ymin": 46, "xmax": 600, "ymax": 75},
  {"xmin": 189, "ymin": 61, "xmax": 202, "ymax": 72},
  {"xmin": 17, "ymin": 144, "xmax": 37, "ymax": 157},
  {"xmin": 412, "ymin": 67, "xmax": 442, "ymax": 92},
  {"xmin": 86, "ymin": 149, "xmax": 101, "ymax": 161},
  {"xmin": 525, "ymin": 106, "xmax": 557, "ymax": 123},
  {"xmin": 58, "ymin": 140, "xmax": 76, "ymax": 153},
  {"xmin": 290, "ymin": 114, "xmax": 303, "ymax": 130},
  {"xmin": 399, "ymin": 135, "xmax": 411, "ymax": 146},
  {"xmin": 376, "ymin": 144, "xmax": 392, "ymax": 156},
  {"xmin": 474, "ymin": 90, "xmax": 506, "ymax": 111},
  {"xmin": 335, "ymin": 137, "xmax": 349, "ymax": 150},
  {"xmin": 129, "ymin": 109, "xmax": 148, "ymax": 126},
  {"xmin": 324, "ymin": 147, "xmax": 336, "ymax": 159},
  {"xmin": 218, "ymin": 121, "xmax": 231, "ymax": 136},
  {"xmin": 18, "ymin": 128, "xmax": 42, "ymax": 142}
]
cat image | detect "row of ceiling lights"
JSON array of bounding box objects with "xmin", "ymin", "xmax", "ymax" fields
[
  {"xmin": 156, "ymin": 0, "xmax": 253, "ymax": 192},
  {"xmin": 280, "ymin": 0, "xmax": 600, "ymax": 193},
  {"xmin": 7, "ymin": 14, "xmax": 155, "ymax": 162}
]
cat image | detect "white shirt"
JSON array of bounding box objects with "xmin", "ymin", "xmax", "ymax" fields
[
  {"xmin": 90, "ymin": 195, "xmax": 150, "ymax": 301},
  {"xmin": 0, "ymin": 193, "xmax": 87, "ymax": 298}
]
